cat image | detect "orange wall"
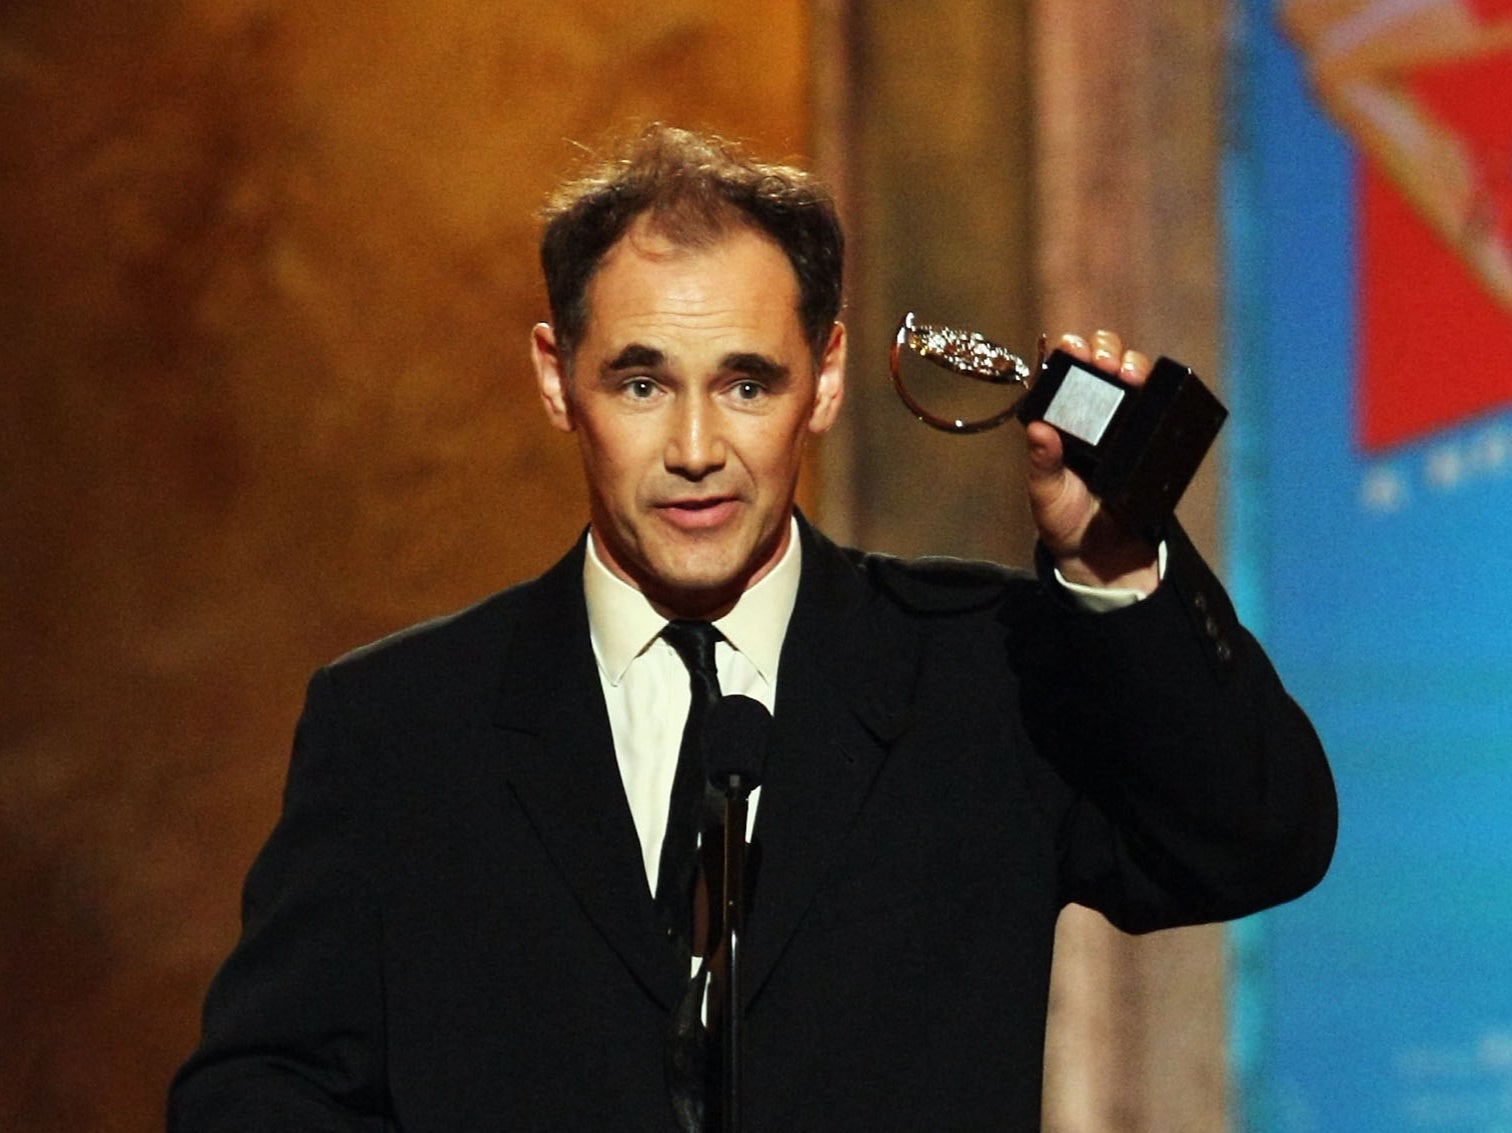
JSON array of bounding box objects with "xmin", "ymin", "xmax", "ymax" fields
[{"xmin": 0, "ymin": 4, "xmax": 809, "ymax": 1129}]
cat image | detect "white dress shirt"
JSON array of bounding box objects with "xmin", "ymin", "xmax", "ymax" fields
[{"xmin": 583, "ymin": 520, "xmax": 800, "ymax": 895}]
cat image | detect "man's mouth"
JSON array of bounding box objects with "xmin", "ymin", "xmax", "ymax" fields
[{"xmin": 657, "ymin": 496, "xmax": 739, "ymax": 529}]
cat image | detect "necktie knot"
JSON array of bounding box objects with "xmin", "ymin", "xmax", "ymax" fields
[{"xmin": 661, "ymin": 619, "xmax": 722, "ymax": 702}]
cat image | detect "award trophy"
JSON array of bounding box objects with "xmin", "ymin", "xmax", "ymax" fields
[{"xmin": 890, "ymin": 313, "xmax": 1228, "ymax": 537}]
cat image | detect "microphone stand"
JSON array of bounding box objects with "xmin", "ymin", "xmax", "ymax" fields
[
  {"xmin": 714, "ymin": 774, "xmax": 754, "ymax": 1133},
  {"xmin": 700, "ymin": 694, "xmax": 770, "ymax": 1133}
]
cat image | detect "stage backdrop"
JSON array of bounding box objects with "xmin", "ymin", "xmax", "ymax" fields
[{"xmin": 1226, "ymin": 1, "xmax": 1512, "ymax": 1129}]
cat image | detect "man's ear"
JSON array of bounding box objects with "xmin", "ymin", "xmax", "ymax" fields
[
  {"xmin": 531, "ymin": 323, "xmax": 575, "ymax": 433},
  {"xmin": 807, "ymin": 321, "xmax": 847, "ymax": 435}
]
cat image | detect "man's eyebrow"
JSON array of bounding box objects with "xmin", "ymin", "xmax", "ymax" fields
[
  {"xmin": 721, "ymin": 353, "xmax": 789, "ymax": 380},
  {"xmin": 601, "ymin": 344, "xmax": 667, "ymax": 374}
]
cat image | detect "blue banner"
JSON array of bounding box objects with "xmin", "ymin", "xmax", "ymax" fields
[{"xmin": 1225, "ymin": 2, "xmax": 1512, "ymax": 1130}]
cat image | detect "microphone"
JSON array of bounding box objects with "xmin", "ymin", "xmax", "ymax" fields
[
  {"xmin": 702, "ymin": 694, "xmax": 771, "ymax": 797},
  {"xmin": 699, "ymin": 694, "xmax": 771, "ymax": 1133}
]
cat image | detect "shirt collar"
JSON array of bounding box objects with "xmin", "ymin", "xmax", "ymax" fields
[{"xmin": 583, "ymin": 516, "xmax": 802, "ymax": 686}]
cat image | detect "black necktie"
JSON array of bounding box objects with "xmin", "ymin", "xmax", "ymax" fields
[{"xmin": 656, "ymin": 619, "xmax": 722, "ymax": 962}]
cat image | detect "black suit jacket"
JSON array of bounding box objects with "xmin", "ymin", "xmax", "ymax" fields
[{"xmin": 169, "ymin": 519, "xmax": 1335, "ymax": 1131}]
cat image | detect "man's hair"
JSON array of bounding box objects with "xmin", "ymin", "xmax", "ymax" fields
[{"xmin": 539, "ymin": 123, "xmax": 844, "ymax": 368}]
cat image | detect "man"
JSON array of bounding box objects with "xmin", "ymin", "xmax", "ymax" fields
[{"xmin": 169, "ymin": 124, "xmax": 1335, "ymax": 1130}]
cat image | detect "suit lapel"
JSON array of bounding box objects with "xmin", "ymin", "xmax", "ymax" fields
[
  {"xmin": 743, "ymin": 520, "xmax": 922, "ymax": 1002},
  {"xmin": 490, "ymin": 541, "xmax": 686, "ymax": 1009}
]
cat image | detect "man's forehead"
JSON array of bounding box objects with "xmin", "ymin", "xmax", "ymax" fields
[{"xmin": 577, "ymin": 223, "xmax": 803, "ymax": 347}]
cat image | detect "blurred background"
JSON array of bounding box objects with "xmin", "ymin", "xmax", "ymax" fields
[{"xmin": 2, "ymin": 1, "xmax": 1509, "ymax": 1130}]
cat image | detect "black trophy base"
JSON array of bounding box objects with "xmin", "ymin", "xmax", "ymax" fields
[{"xmin": 1014, "ymin": 350, "xmax": 1228, "ymax": 538}]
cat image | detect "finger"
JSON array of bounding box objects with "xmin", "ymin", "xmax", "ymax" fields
[
  {"xmin": 1119, "ymin": 348, "xmax": 1153, "ymax": 388},
  {"xmin": 1053, "ymin": 332, "xmax": 1091, "ymax": 362},
  {"xmin": 1090, "ymin": 329, "xmax": 1124, "ymax": 373},
  {"xmin": 1051, "ymin": 330, "xmax": 1150, "ymax": 385}
]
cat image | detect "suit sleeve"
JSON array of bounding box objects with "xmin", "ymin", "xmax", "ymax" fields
[
  {"xmin": 168, "ymin": 666, "xmax": 390, "ymax": 1131},
  {"xmin": 1011, "ymin": 523, "xmax": 1337, "ymax": 933}
]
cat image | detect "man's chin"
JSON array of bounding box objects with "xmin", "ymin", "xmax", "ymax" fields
[
  {"xmin": 636, "ymin": 560, "xmax": 753, "ymax": 620},
  {"xmin": 613, "ymin": 519, "xmax": 788, "ymax": 617}
]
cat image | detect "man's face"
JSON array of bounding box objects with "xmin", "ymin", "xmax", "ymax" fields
[{"xmin": 532, "ymin": 219, "xmax": 845, "ymax": 619}]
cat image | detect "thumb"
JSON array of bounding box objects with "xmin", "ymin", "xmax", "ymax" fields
[{"xmin": 1024, "ymin": 420, "xmax": 1065, "ymax": 481}]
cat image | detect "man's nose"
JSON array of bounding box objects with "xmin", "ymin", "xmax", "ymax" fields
[{"xmin": 665, "ymin": 394, "xmax": 727, "ymax": 477}]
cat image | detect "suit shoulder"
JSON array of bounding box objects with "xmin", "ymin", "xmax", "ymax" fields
[
  {"xmin": 316, "ymin": 563, "xmax": 569, "ymax": 725},
  {"xmin": 330, "ymin": 584, "xmax": 519, "ymax": 671},
  {"xmin": 842, "ymin": 544, "xmax": 1040, "ymax": 617}
]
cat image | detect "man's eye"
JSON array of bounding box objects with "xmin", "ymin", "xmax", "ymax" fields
[
  {"xmin": 732, "ymin": 380, "xmax": 765, "ymax": 401},
  {"xmin": 624, "ymin": 378, "xmax": 658, "ymax": 399}
]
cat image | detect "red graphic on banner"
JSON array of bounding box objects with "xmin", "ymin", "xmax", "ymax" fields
[
  {"xmin": 1358, "ymin": 47, "xmax": 1512, "ymax": 451},
  {"xmin": 1280, "ymin": 0, "xmax": 1512, "ymax": 451}
]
